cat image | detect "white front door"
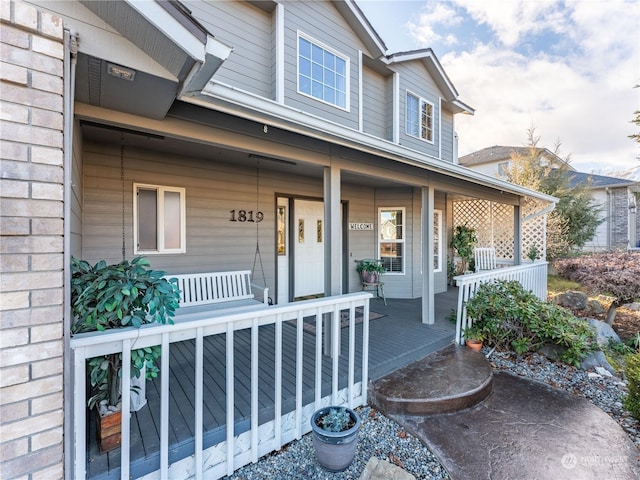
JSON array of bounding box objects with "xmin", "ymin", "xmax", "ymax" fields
[{"xmin": 294, "ymin": 199, "xmax": 324, "ymax": 298}]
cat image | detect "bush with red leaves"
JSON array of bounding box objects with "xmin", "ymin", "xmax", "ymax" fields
[{"xmin": 554, "ymin": 252, "xmax": 640, "ymax": 325}]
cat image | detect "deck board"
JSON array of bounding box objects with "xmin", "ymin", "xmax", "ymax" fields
[{"xmin": 86, "ymin": 292, "xmax": 456, "ymax": 479}]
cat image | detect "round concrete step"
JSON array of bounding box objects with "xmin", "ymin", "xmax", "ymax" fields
[{"xmin": 370, "ymin": 344, "xmax": 493, "ymax": 415}]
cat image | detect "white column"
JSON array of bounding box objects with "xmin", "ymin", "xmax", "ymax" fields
[
  {"xmin": 324, "ymin": 159, "xmax": 342, "ymax": 296},
  {"xmin": 514, "ymin": 200, "xmax": 522, "ymax": 264},
  {"xmin": 421, "ymin": 186, "xmax": 435, "ymax": 324}
]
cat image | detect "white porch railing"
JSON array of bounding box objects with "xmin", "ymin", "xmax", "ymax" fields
[
  {"xmin": 454, "ymin": 262, "xmax": 548, "ymax": 345},
  {"xmin": 70, "ymin": 292, "xmax": 372, "ymax": 480}
]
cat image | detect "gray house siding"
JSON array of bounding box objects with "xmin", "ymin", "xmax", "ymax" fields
[
  {"xmin": 394, "ymin": 63, "xmax": 441, "ymax": 159},
  {"xmin": 611, "ymin": 187, "xmax": 630, "ymax": 249},
  {"xmin": 186, "ymin": 0, "xmax": 274, "ymax": 99},
  {"xmin": 440, "ymin": 110, "xmax": 454, "ymax": 162},
  {"xmin": 282, "ymin": 1, "xmax": 363, "ymax": 128},
  {"xmin": 81, "ymin": 140, "xmax": 425, "ymax": 300},
  {"xmin": 362, "ymin": 65, "xmax": 389, "ymax": 139}
]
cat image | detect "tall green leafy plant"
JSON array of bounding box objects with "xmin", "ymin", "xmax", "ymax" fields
[
  {"xmin": 465, "ymin": 280, "xmax": 595, "ymax": 366},
  {"xmin": 450, "ymin": 224, "xmax": 477, "ymax": 273},
  {"xmin": 71, "ymin": 256, "xmax": 180, "ymax": 408}
]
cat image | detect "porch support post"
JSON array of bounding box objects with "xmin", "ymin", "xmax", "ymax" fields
[
  {"xmin": 514, "ymin": 200, "xmax": 522, "ymax": 264},
  {"xmin": 421, "ymin": 186, "xmax": 435, "ymax": 324},
  {"xmin": 323, "ymin": 160, "xmax": 342, "ymax": 355},
  {"xmin": 324, "ymin": 162, "xmax": 342, "ymax": 296}
]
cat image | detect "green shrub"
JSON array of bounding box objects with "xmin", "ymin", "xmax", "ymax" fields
[
  {"xmin": 465, "ymin": 280, "xmax": 596, "ymax": 366},
  {"xmin": 623, "ymin": 353, "xmax": 640, "ymax": 420}
]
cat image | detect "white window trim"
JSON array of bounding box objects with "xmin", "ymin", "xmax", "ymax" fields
[
  {"xmin": 378, "ymin": 206, "xmax": 406, "ymax": 275},
  {"xmin": 296, "ymin": 31, "xmax": 350, "ymax": 112},
  {"xmin": 133, "ymin": 183, "xmax": 186, "ymax": 254},
  {"xmin": 405, "ymin": 90, "xmax": 435, "ymax": 144},
  {"xmin": 434, "ymin": 209, "xmax": 442, "ymax": 273}
]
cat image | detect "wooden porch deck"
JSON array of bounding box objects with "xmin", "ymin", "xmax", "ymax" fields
[{"xmin": 86, "ymin": 289, "xmax": 457, "ymax": 480}]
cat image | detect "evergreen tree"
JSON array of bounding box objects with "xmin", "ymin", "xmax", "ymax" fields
[{"xmin": 506, "ymin": 128, "xmax": 603, "ymax": 258}]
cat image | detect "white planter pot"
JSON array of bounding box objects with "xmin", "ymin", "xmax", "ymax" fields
[{"xmin": 130, "ymin": 365, "xmax": 147, "ymax": 412}]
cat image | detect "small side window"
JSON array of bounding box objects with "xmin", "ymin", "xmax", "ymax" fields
[{"xmin": 134, "ymin": 184, "xmax": 186, "ymax": 254}]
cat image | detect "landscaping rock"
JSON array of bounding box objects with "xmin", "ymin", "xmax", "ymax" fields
[
  {"xmin": 594, "ymin": 366, "xmax": 613, "ymax": 378},
  {"xmin": 580, "ymin": 350, "xmax": 617, "ymax": 376},
  {"xmin": 624, "ymin": 302, "xmax": 640, "ymax": 312},
  {"xmin": 585, "ymin": 318, "xmax": 621, "ymax": 347},
  {"xmin": 584, "ymin": 299, "xmax": 605, "ymax": 315},
  {"xmin": 553, "ymin": 291, "xmax": 588, "ymax": 310},
  {"xmin": 359, "ymin": 458, "xmax": 416, "ymax": 480}
]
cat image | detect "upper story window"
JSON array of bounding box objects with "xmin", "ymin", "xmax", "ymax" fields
[
  {"xmin": 497, "ymin": 161, "xmax": 510, "ymax": 177},
  {"xmin": 406, "ymin": 92, "xmax": 434, "ymax": 142},
  {"xmin": 297, "ymin": 33, "xmax": 349, "ymax": 110},
  {"xmin": 134, "ymin": 183, "xmax": 186, "ymax": 254}
]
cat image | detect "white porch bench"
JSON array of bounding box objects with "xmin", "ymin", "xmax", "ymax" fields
[{"xmin": 167, "ymin": 270, "xmax": 269, "ymax": 316}]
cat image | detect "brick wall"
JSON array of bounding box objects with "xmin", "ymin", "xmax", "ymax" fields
[
  {"xmin": 0, "ymin": 1, "xmax": 65, "ymax": 479},
  {"xmin": 610, "ymin": 187, "xmax": 629, "ymax": 250}
]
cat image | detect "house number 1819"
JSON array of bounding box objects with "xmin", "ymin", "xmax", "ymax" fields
[{"xmin": 229, "ymin": 210, "xmax": 264, "ymax": 223}]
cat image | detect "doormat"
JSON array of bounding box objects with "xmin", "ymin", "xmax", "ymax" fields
[{"xmin": 301, "ymin": 307, "xmax": 386, "ymax": 335}]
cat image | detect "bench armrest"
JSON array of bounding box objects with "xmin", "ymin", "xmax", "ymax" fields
[{"xmin": 251, "ymin": 284, "xmax": 270, "ymax": 304}]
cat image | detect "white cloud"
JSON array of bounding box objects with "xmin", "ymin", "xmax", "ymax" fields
[
  {"xmin": 406, "ymin": 3, "xmax": 461, "ymax": 46},
  {"xmin": 453, "ymin": 0, "xmax": 568, "ymax": 47},
  {"xmin": 406, "ymin": 0, "xmax": 640, "ymax": 175}
]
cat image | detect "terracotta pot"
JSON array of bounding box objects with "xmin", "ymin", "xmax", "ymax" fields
[
  {"xmin": 466, "ymin": 339, "xmax": 483, "ymax": 352},
  {"xmin": 96, "ymin": 408, "xmax": 121, "ymax": 453}
]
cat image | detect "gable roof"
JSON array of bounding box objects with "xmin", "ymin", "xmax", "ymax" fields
[
  {"xmin": 566, "ymin": 171, "xmax": 639, "ymax": 190},
  {"xmin": 384, "ymin": 48, "xmax": 474, "ymax": 114},
  {"xmin": 459, "ymin": 145, "xmax": 572, "ymax": 170}
]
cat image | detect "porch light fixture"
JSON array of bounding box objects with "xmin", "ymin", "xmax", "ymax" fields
[
  {"xmin": 107, "ymin": 63, "xmax": 136, "ymax": 82},
  {"xmin": 629, "ymin": 199, "xmax": 637, "ymax": 214}
]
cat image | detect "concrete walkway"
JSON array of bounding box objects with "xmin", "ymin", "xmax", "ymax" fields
[{"xmin": 371, "ymin": 346, "xmax": 640, "ymax": 480}]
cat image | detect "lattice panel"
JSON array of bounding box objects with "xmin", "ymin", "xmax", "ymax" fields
[
  {"xmin": 493, "ymin": 203, "xmax": 514, "ymax": 260},
  {"xmin": 453, "ymin": 200, "xmax": 551, "ymax": 262},
  {"xmin": 523, "ymin": 215, "xmax": 546, "ymax": 260},
  {"xmin": 453, "ymin": 200, "xmax": 491, "ymax": 245}
]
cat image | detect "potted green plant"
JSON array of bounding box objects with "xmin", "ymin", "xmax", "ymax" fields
[
  {"xmin": 450, "ymin": 225, "xmax": 477, "ymax": 274},
  {"xmin": 71, "ymin": 256, "xmax": 180, "ymax": 452},
  {"xmin": 356, "ymin": 259, "xmax": 385, "ymax": 283},
  {"xmin": 310, "ymin": 406, "xmax": 361, "ymax": 472},
  {"xmin": 525, "ymin": 244, "xmax": 540, "ymax": 262},
  {"xmin": 462, "ymin": 324, "xmax": 484, "ymax": 352}
]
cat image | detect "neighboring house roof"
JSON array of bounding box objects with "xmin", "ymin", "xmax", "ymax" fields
[
  {"xmin": 459, "ymin": 145, "xmax": 573, "ymax": 170},
  {"xmin": 566, "ymin": 171, "xmax": 639, "ymax": 190}
]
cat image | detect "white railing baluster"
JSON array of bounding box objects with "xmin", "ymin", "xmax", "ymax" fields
[
  {"xmin": 160, "ymin": 333, "xmax": 169, "ymax": 480},
  {"xmin": 331, "ymin": 305, "xmax": 340, "ymax": 405},
  {"xmin": 195, "ymin": 327, "xmax": 204, "ymax": 480},
  {"xmin": 347, "ymin": 304, "xmax": 355, "ymax": 408},
  {"xmin": 251, "ymin": 317, "xmax": 259, "ymax": 464},
  {"xmin": 274, "ymin": 315, "xmax": 283, "ymax": 450},
  {"xmin": 454, "ymin": 262, "xmax": 548, "ymax": 344},
  {"xmin": 69, "ymin": 292, "xmax": 371, "ymax": 480},
  {"xmin": 362, "ymin": 299, "xmax": 370, "ymax": 406},
  {"xmin": 295, "ymin": 312, "xmax": 303, "ymax": 439},
  {"xmin": 226, "ymin": 322, "xmax": 235, "ymax": 476},
  {"xmin": 73, "ymin": 347, "xmax": 86, "ymax": 480},
  {"xmin": 314, "ymin": 308, "xmax": 322, "ymax": 409},
  {"xmin": 121, "ymin": 339, "xmax": 131, "ymax": 480}
]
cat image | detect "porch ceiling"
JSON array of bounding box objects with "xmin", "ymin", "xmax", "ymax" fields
[{"xmin": 80, "ymin": 121, "xmax": 408, "ymax": 189}]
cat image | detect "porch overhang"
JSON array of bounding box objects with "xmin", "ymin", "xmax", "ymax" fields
[
  {"xmin": 181, "ymin": 83, "xmax": 556, "ymax": 206},
  {"xmin": 69, "ymin": 0, "xmax": 232, "ymax": 119}
]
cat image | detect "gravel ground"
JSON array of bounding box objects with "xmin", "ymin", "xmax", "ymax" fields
[{"xmin": 226, "ymin": 350, "xmax": 639, "ymax": 479}]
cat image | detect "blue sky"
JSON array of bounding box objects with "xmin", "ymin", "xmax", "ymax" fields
[{"xmin": 358, "ymin": 0, "xmax": 640, "ymax": 178}]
